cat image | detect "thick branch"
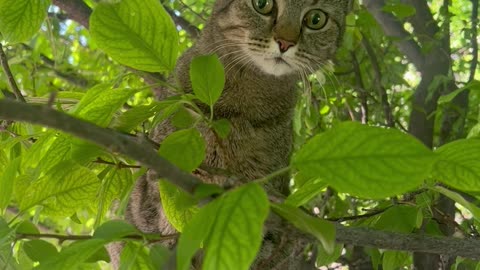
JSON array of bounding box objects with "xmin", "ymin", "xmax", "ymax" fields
[
  {"xmin": 0, "ymin": 99, "xmax": 201, "ymax": 194},
  {"xmin": 363, "ymin": 0, "xmax": 425, "ymax": 69},
  {"xmin": 335, "ymin": 225, "xmax": 480, "ymax": 260}
]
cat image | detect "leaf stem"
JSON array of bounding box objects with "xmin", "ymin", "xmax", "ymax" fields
[
  {"xmin": 254, "ymin": 166, "xmax": 291, "ymax": 184},
  {"xmin": 0, "ymin": 43, "xmax": 26, "ymax": 102}
]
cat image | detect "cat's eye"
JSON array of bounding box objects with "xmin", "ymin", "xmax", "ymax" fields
[
  {"xmin": 252, "ymin": 0, "xmax": 274, "ymax": 15},
  {"xmin": 303, "ymin": 9, "xmax": 328, "ymax": 30}
]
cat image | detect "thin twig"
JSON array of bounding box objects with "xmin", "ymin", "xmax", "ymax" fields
[
  {"xmin": 94, "ymin": 157, "xmax": 142, "ymax": 169},
  {"xmin": 350, "ymin": 51, "xmax": 368, "ymax": 124},
  {"xmin": 0, "ymin": 44, "xmax": 26, "ymax": 102},
  {"xmin": 15, "ymin": 232, "xmax": 178, "ymax": 244}
]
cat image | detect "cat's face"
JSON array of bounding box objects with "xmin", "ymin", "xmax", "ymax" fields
[{"xmin": 209, "ymin": 0, "xmax": 349, "ymax": 77}]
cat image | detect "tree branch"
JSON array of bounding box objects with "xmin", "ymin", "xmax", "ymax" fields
[
  {"xmin": 51, "ymin": 0, "xmax": 91, "ymax": 29},
  {"xmin": 335, "ymin": 225, "xmax": 480, "ymax": 260},
  {"xmin": 0, "ymin": 44, "xmax": 26, "ymax": 102},
  {"xmin": 363, "ymin": 0, "xmax": 425, "ymax": 69},
  {"xmin": 0, "ymin": 99, "xmax": 201, "ymax": 194}
]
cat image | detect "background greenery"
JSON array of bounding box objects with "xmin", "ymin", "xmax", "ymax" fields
[{"xmin": 0, "ymin": 0, "xmax": 479, "ymax": 269}]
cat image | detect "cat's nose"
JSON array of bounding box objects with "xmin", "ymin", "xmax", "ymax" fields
[{"xmin": 275, "ymin": 38, "xmax": 296, "ymax": 53}]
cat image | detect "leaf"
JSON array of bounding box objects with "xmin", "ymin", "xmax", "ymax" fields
[
  {"xmin": 177, "ymin": 198, "xmax": 219, "ymax": 270},
  {"xmin": 433, "ymin": 186, "xmax": 480, "ymax": 222},
  {"xmin": 15, "ymin": 221, "xmax": 40, "ymax": 235},
  {"xmin": 373, "ymin": 205, "xmax": 418, "ymax": 233},
  {"xmin": 23, "ymin": 240, "xmax": 58, "ymax": 263},
  {"xmin": 316, "ymin": 243, "xmax": 343, "ymax": 267},
  {"xmin": 93, "ymin": 220, "xmax": 141, "ymax": 241},
  {"xmin": 272, "ymin": 203, "xmax": 335, "ymax": 254},
  {"xmin": 0, "ymin": 217, "xmax": 14, "ymax": 248},
  {"xmin": 90, "ymin": 0, "xmax": 178, "ymax": 72},
  {"xmin": 75, "ymin": 88, "xmax": 138, "ymax": 127},
  {"xmin": 432, "ymin": 139, "xmax": 480, "ymax": 191},
  {"xmin": 285, "ymin": 178, "xmax": 327, "ymax": 207},
  {"xmin": 467, "ymin": 123, "xmax": 480, "ymax": 139},
  {"xmin": 158, "ymin": 129, "xmax": 206, "ymax": 172},
  {"xmin": 114, "ymin": 104, "xmax": 161, "ymax": 132},
  {"xmin": 37, "ymin": 239, "xmax": 108, "ymax": 270},
  {"xmin": 158, "ymin": 180, "xmax": 198, "ymax": 232},
  {"xmin": 149, "ymin": 244, "xmax": 171, "ymax": 270},
  {"xmin": 382, "ymin": 3, "xmax": 416, "ymax": 19},
  {"xmin": 382, "ymin": 251, "xmax": 409, "ymax": 270},
  {"xmin": 20, "ymin": 161, "xmax": 100, "ymax": 215},
  {"xmin": 119, "ymin": 242, "xmax": 154, "ymax": 270},
  {"xmin": 438, "ymin": 80, "xmax": 480, "ymax": 105},
  {"xmin": 190, "ymin": 55, "xmax": 225, "ymax": 107},
  {"xmin": 212, "ymin": 119, "xmax": 231, "ymax": 139},
  {"xmin": 202, "ymin": 183, "xmax": 269, "ymax": 270},
  {"xmin": 293, "ymin": 122, "xmax": 436, "ymax": 199},
  {"xmin": 0, "ymin": 157, "xmax": 20, "ymax": 211},
  {"xmin": 0, "ymin": 0, "xmax": 50, "ymax": 43}
]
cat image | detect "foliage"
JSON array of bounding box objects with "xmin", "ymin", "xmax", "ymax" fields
[{"xmin": 0, "ymin": 0, "xmax": 479, "ymax": 269}]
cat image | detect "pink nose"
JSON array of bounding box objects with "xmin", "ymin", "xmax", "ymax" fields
[{"xmin": 275, "ymin": 38, "xmax": 296, "ymax": 53}]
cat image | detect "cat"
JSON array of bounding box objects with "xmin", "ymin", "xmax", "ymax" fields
[{"xmin": 110, "ymin": 0, "xmax": 350, "ymax": 269}]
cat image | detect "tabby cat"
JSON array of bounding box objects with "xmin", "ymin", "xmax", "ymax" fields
[{"xmin": 110, "ymin": 0, "xmax": 350, "ymax": 269}]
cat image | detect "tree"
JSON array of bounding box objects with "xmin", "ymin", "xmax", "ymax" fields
[{"xmin": 0, "ymin": 0, "xmax": 479, "ymax": 269}]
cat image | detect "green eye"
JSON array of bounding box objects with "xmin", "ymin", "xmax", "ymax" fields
[
  {"xmin": 252, "ymin": 0, "xmax": 274, "ymax": 15},
  {"xmin": 303, "ymin": 9, "xmax": 328, "ymax": 30}
]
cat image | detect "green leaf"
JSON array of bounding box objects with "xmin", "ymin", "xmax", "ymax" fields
[
  {"xmin": 373, "ymin": 205, "xmax": 418, "ymax": 233},
  {"xmin": 0, "ymin": 0, "xmax": 50, "ymax": 43},
  {"xmin": 316, "ymin": 243, "xmax": 343, "ymax": 267},
  {"xmin": 149, "ymin": 244, "xmax": 171, "ymax": 270},
  {"xmin": 203, "ymin": 183, "xmax": 269, "ymax": 270},
  {"xmin": 382, "ymin": 251, "xmax": 409, "ymax": 270},
  {"xmin": 382, "ymin": 3, "xmax": 416, "ymax": 19},
  {"xmin": 114, "ymin": 104, "xmax": 161, "ymax": 132},
  {"xmin": 438, "ymin": 80, "xmax": 480, "ymax": 105},
  {"xmin": 212, "ymin": 119, "xmax": 231, "ymax": 139},
  {"xmin": 90, "ymin": 0, "xmax": 178, "ymax": 72},
  {"xmin": 272, "ymin": 203, "xmax": 335, "ymax": 254},
  {"xmin": 177, "ymin": 198, "xmax": 219, "ymax": 270},
  {"xmin": 15, "ymin": 221, "xmax": 39, "ymax": 235},
  {"xmin": 285, "ymin": 178, "xmax": 327, "ymax": 207},
  {"xmin": 432, "ymin": 139, "xmax": 480, "ymax": 191},
  {"xmin": 158, "ymin": 180, "xmax": 198, "ymax": 232},
  {"xmin": 20, "ymin": 161, "xmax": 100, "ymax": 215},
  {"xmin": 23, "ymin": 240, "xmax": 58, "ymax": 263},
  {"xmin": 93, "ymin": 220, "xmax": 141, "ymax": 241},
  {"xmin": 0, "ymin": 157, "xmax": 20, "ymax": 211},
  {"xmin": 75, "ymin": 87, "xmax": 138, "ymax": 127},
  {"xmin": 433, "ymin": 186, "xmax": 480, "ymax": 222},
  {"xmin": 158, "ymin": 129, "xmax": 206, "ymax": 172},
  {"xmin": 190, "ymin": 55, "xmax": 225, "ymax": 107},
  {"xmin": 37, "ymin": 239, "xmax": 108, "ymax": 270},
  {"xmin": 0, "ymin": 217, "xmax": 14, "ymax": 248},
  {"xmin": 467, "ymin": 123, "xmax": 480, "ymax": 139},
  {"xmin": 293, "ymin": 122, "xmax": 436, "ymax": 199},
  {"xmin": 119, "ymin": 242, "xmax": 154, "ymax": 270}
]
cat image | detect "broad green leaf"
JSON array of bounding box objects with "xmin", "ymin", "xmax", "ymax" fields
[
  {"xmin": 177, "ymin": 198, "xmax": 219, "ymax": 270},
  {"xmin": 37, "ymin": 239, "xmax": 108, "ymax": 270},
  {"xmin": 467, "ymin": 123, "xmax": 480, "ymax": 139},
  {"xmin": 316, "ymin": 243, "xmax": 343, "ymax": 267},
  {"xmin": 158, "ymin": 180, "xmax": 198, "ymax": 232},
  {"xmin": 190, "ymin": 55, "xmax": 225, "ymax": 107},
  {"xmin": 272, "ymin": 203, "xmax": 335, "ymax": 254},
  {"xmin": 438, "ymin": 80, "xmax": 480, "ymax": 105},
  {"xmin": 0, "ymin": 217, "xmax": 14, "ymax": 248},
  {"xmin": 150, "ymin": 244, "xmax": 171, "ymax": 270},
  {"xmin": 93, "ymin": 220, "xmax": 141, "ymax": 241},
  {"xmin": 382, "ymin": 251, "xmax": 409, "ymax": 270},
  {"xmin": 203, "ymin": 183, "xmax": 269, "ymax": 270},
  {"xmin": 28, "ymin": 134, "xmax": 71, "ymax": 177},
  {"xmin": 0, "ymin": 0, "xmax": 50, "ymax": 43},
  {"xmin": 382, "ymin": 3, "xmax": 416, "ymax": 19},
  {"xmin": 372, "ymin": 205, "xmax": 418, "ymax": 233},
  {"xmin": 114, "ymin": 104, "xmax": 161, "ymax": 132},
  {"xmin": 120, "ymin": 242, "xmax": 155, "ymax": 270},
  {"xmin": 76, "ymin": 88, "xmax": 138, "ymax": 127},
  {"xmin": 293, "ymin": 122, "xmax": 436, "ymax": 199},
  {"xmin": 90, "ymin": 0, "xmax": 178, "ymax": 72},
  {"xmin": 285, "ymin": 178, "xmax": 327, "ymax": 207},
  {"xmin": 15, "ymin": 221, "xmax": 40, "ymax": 235},
  {"xmin": 433, "ymin": 139, "xmax": 480, "ymax": 191},
  {"xmin": 23, "ymin": 240, "xmax": 58, "ymax": 263},
  {"xmin": 20, "ymin": 161, "xmax": 100, "ymax": 215},
  {"xmin": 212, "ymin": 119, "xmax": 231, "ymax": 139},
  {"xmin": 158, "ymin": 129, "xmax": 206, "ymax": 172},
  {"xmin": 433, "ymin": 186, "xmax": 480, "ymax": 222},
  {"xmin": 0, "ymin": 157, "xmax": 20, "ymax": 211}
]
